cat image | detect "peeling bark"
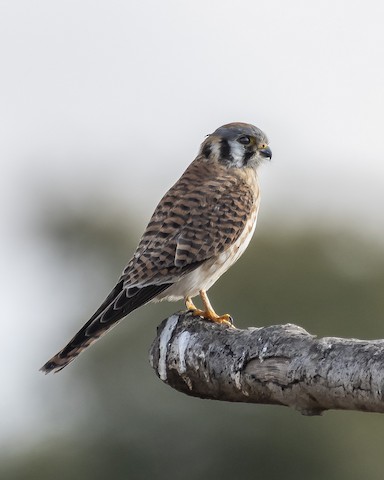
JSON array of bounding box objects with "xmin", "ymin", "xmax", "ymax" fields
[{"xmin": 149, "ymin": 312, "xmax": 384, "ymax": 416}]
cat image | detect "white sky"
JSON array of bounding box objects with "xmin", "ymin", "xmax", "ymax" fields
[{"xmin": 2, "ymin": 0, "xmax": 384, "ymax": 443}]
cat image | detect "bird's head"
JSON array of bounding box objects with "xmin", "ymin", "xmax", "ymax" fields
[{"xmin": 200, "ymin": 122, "xmax": 272, "ymax": 169}]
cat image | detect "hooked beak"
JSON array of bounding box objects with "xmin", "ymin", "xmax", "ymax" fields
[{"xmin": 259, "ymin": 146, "xmax": 272, "ymax": 160}]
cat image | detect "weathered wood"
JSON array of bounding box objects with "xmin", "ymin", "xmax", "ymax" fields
[{"xmin": 149, "ymin": 312, "xmax": 384, "ymax": 415}]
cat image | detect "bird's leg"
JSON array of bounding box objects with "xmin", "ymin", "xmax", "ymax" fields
[
  {"xmin": 185, "ymin": 295, "xmax": 212, "ymax": 317},
  {"xmin": 185, "ymin": 296, "xmax": 198, "ymax": 311},
  {"xmin": 199, "ymin": 290, "xmax": 234, "ymax": 326},
  {"xmin": 186, "ymin": 290, "xmax": 234, "ymax": 327}
]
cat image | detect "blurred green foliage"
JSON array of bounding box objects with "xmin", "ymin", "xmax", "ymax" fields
[{"xmin": 4, "ymin": 208, "xmax": 384, "ymax": 480}]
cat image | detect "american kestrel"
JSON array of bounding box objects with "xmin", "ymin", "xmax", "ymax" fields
[{"xmin": 41, "ymin": 122, "xmax": 271, "ymax": 373}]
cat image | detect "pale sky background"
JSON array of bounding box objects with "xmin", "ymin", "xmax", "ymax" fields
[{"xmin": 2, "ymin": 0, "xmax": 384, "ymax": 445}]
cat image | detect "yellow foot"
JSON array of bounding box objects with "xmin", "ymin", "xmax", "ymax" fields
[
  {"xmin": 185, "ymin": 293, "xmax": 235, "ymax": 327},
  {"xmin": 189, "ymin": 307, "xmax": 234, "ymax": 327}
]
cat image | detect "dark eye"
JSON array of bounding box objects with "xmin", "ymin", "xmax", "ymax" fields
[{"xmin": 237, "ymin": 135, "xmax": 251, "ymax": 145}]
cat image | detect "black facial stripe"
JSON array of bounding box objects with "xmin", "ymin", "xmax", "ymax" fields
[
  {"xmin": 243, "ymin": 150, "xmax": 254, "ymax": 164},
  {"xmin": 220, "ymin": 139, "xmax": 232, "ymax": 161},
  {"xmin": 201, "ymin": 142, "xmax": 212, "ymax": 158}
]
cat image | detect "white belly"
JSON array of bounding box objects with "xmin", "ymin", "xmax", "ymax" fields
[{"xmin": 155, "ymin": 208, "xmax": 259, "ymax": 302}]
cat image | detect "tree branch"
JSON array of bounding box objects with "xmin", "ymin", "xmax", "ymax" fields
[{"xmin": 149, "ymin": 312, "xmax": 384, "ymax": 416}]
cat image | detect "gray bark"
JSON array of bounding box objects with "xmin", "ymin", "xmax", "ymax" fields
[{"xmin": 149, "ymin": 312, "xmax": 384, "ymax": 416}]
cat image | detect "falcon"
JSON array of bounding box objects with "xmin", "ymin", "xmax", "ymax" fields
[{"xmin": 41, "ymin": 122, "xmax": 272, "ymax": 373}]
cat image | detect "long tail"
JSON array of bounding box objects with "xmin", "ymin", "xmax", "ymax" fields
[{"xmin": 40, "ymin": 281, "xmax": 171, "ymax": 373}]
